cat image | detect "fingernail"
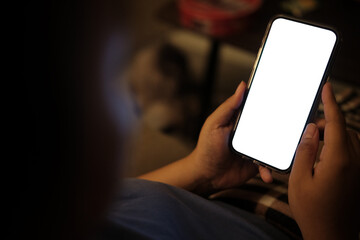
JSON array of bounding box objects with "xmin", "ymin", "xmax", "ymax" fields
[
  {"xmin": 304, "ymin": 123, "xmax": 317, "ymax": 139},
  {"xmin": 235, "ymin": 81, "xmax": 244, "ymax": 94}
]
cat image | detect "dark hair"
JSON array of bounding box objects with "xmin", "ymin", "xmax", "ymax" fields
[{"xmin": 24, "ymin": 1, "xmax": 128, "ymax": 239}]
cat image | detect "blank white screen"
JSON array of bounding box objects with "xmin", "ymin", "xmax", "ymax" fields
[{"xmin": 232, "ymin": 18, "xmax": 336, "ymax": 170}]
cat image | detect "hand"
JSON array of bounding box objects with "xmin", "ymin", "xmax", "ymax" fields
[
  {"xmin": 191, "ymin": 81, "xmax": 272, "ymax": 193},
  {"xmin": 289, "ymin": 82, "xmax": 360, "ymax": 239},
  {"xmin": 139, "ymin": 81, "xmax": 272, "ymax": 195}
]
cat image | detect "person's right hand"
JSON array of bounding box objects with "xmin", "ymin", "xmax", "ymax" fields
[{"xmin": 288, "ymin": 82, "xmax": 360, "ymax": 239}]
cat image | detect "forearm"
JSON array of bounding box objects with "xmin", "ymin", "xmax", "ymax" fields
[{"xmin": 138, "ymin": 152, "xmax": 212, "ymax": 196}]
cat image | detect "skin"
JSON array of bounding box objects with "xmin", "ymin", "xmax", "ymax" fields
[
  {"xmin": 139, "ymin": 81, "xmax": 272, "ymax": 196},
  {"xmin": 140, "ymin": 82, "xmax": 360, "ymax": 238},
  {"xmin": 289, "ymin": 82, "xmax": 360, "ymax": 239},
  {"xmin": 27, "ymin": 2, "xmax": 359, "ymax": 238}
]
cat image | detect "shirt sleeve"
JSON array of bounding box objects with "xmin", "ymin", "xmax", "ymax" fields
[{"xmin": 99, "ymin": 178, "xmax": 291, "ymax": 240}]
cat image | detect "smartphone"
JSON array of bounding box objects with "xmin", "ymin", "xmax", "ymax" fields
[{"xmin": 230, "ymin": 15, "xmax": 339, "ymax": 172}]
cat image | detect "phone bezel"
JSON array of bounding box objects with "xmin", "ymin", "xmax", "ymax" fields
[{"xmin": 229, "ymin": 15, "xmax": 340, "ymax": 173}]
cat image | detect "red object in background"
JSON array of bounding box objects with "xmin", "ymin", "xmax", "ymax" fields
[{"xmin": 178, "ymin": 0, "xmax": 263, "ymax": 37}]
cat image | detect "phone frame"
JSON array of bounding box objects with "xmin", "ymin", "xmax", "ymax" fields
[{"xmin": 230, "ymin": 15, "xmax": 340, "ymax": 173}]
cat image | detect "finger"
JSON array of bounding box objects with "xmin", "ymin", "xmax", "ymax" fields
[
  {"xmin": 259, "ymin": 166, "xmax": 273, "ymax": 183},
  {"xmin": 322, "ymin": 82, "xmax": 347, "ymax": 145},
  {"xmin": 291, "ymin": 123, "xmax": 319, "ymax": 181},
  {"xmin": 208, "ymin": 81, "xmax": 246, "ymax": 127},
  {"xmin": 322, "ymin": 82, "xmax": 343, "ymax": 124}
]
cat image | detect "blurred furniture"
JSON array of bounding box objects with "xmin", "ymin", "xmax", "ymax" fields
[{"xmin": 159, "ymin": 0, "xmax": 360, "ymax": 120}]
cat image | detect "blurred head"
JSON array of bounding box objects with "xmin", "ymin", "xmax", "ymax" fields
[{"xmin": 25, "ymin": 1, "xmax": 130, "ymax": 239}]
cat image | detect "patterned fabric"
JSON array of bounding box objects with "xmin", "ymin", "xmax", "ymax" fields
[
  {"xmin": 209, "ymin": 84, "xmax": 360, "ymax": 239},
  {"xmin": 210, "ymin": 176, "xmax": 302, "ymax": 239}
]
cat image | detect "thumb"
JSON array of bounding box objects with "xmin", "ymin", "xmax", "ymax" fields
[
  {"xmin": 208, "ymin": 81, "xmax": 246, "ymax": 127},
  {"xmin": 291, "ymin": 123, "xmax": 319, "ymax": 181}
]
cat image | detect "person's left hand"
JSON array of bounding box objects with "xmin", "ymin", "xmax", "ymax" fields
[{"xmin": 190, "ymin": 81, "xmax": 272, "ymax": 193}]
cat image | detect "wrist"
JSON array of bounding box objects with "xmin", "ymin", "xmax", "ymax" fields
[{"xmin": 184, "ymin": 149, "xmax": 222, "ymax": 196}]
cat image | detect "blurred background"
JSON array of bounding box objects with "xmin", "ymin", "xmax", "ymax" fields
[{"xmin": 120, "ymin": 0, "xmax": 360, "ymax": 177}]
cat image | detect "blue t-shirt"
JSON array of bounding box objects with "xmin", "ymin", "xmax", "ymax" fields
[{"xmin": 100, "ymin": 178, "xmax": 291, "ymax": 240}]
